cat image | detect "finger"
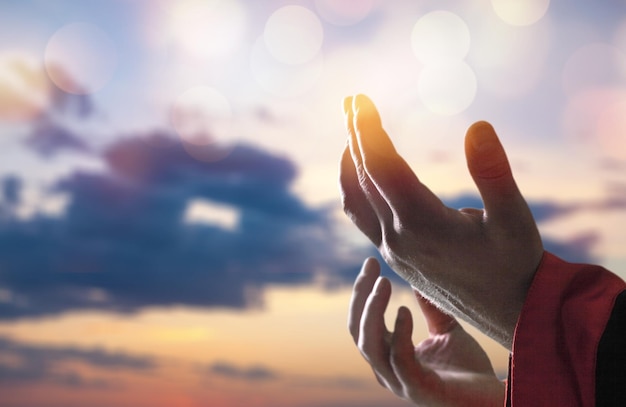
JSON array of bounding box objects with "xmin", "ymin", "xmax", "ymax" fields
[
  {"xmin": 339, "ymin": 145, "xmax": 382, "ymax": 245},
  {"xmin": 414, "ymin": 289, "xmax": 458, "ymax": 335},
  {"xmin": 343, "ymin": 96, "xmax": 394, "ymax": 236},
  {"xmin": 359, "ymin": 276, "xmax": 401, "ymax": 390},
  {"xmin": 464, "ymin": 121, "xmax": 534, "ymax": 227},
  {"xmin": 348, "ymin": 257, "xmax": 381, "ymax": 342},
  {"xmin": 390, "ymin": 306, "xmax": 433, "ymax": 399},
  {"xmin": 351, "ymin": 94, "xmax": 445, "ymax": 225}
]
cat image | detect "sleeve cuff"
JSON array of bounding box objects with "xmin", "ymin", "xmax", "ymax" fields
[{"xmin": 506, "ymin": 252, "xmax": 626, "ymax": 406}]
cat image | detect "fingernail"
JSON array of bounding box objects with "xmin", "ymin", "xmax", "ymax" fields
[{"xmin": 469, "ymin": 121, "xmax": 498, "ymax": 154}]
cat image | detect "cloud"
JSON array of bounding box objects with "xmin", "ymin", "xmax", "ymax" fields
[
  {"xmin": 24, "ymin": 116, "xmax": 92, "ymax": 157},
  {"xmin": 0, "ymin": 129, "xmax": 356, "ymax": 320},
  {"xmin": 0, "ymin": 336, "xmax": 156, "ymax": 388},
  {"xmin": 1, "ymin": 122, "xmax": 618, "ymax": 320},
  {"xmin": 542, "ymin": 233, "xmax": 601, "ymax": 264},
  {"xmin": 201, "ymin": 360, "xmax": 371, "ymax": 390},
  {"xmin": 206, "ymin": 361, "xmax": 278, "ymax": 382}
]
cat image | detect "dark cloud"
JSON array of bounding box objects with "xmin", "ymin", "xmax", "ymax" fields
[
  {"xmin": 1, "ymin": 124, "xmax": 619, "ymax": 320},
  {"xmin": 0, "ymin": 336, "xmax": 156, "ymax": 388},
  {"xmin": 206, "ymin": 361, "xmax": 278, "ymax": 382},
  {"xmin": 20, "ymin": 64, "xmax": 95, "ymax": 157},
  {"xmin": 3, "ymin": 100, "xmax": 623, "ymax": 322},
  {"xmin": 24, "ymin": 117, "xmax": 91, "ymax": 157},
  {"xmin": 0, "ymin": 129, "xmax": 355, "ymax": 320}
]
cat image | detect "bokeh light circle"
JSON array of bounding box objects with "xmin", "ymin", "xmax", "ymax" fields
[
  {"xmin": 44, "ymin": 22, "xmax": 117, "ymax": 94},
  {"xmin": 170, "ymin": 86, "xmax": 235, "ymax": 161},
  {"xmin": 169, "ymin": 0, "xmax": 247, "ymax": 59},
  {"xmin": 264, "ymin": 6, "xmax": 324, "ymax": 65},
  {"xmin": 562, "ymin": 88, "xmax": 626, "ymax": 160},
  {"xmin": 562, "ymin": 43, "xmax": 626, "ymax": 96},
  {"xmin": 0, "ymin": 52, "xmax": 51, "ymax": 122},
  {"xmin": 491, "ymin": 0, "xmax": 550, "ymax": 26},
  {"xmin": 471, "ymin": 17, "xmax": 552, "ymax": 99},
  {"xmin": 314, "ymin": 0, "xmax": 374, "ymax": 26},
  {"xmin": 418, "ymin": 61, "xmax": 477, "ymax": 115},
  {"xmin": 250, "ymin": 36, "xmax": 324, "ymax": 98},
  {"xmin": 411, "ymin": 11, "xmax": 471, "ymax": 64}
]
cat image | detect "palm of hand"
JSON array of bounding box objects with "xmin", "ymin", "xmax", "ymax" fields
[
  {"xmin": 349, "ymin": 258, "xmax": 505, "ymax": 407},
  {"xmin": 410, "ymin": 324, "xmax": 503, "ymax": 407}
]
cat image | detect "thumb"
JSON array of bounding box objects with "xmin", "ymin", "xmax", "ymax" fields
[
  {"xmin": 464, "ymin": 121, "xmax": 529, "ymax": 224},
  {"xmin": 413, "ymin": 290, "xmax": 457, "ymax": 335}
]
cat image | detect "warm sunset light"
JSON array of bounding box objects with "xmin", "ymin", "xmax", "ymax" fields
[
  {"xmin": 0, "ymin": 52, "xmax": 50, "ymax": 121},
  {"xmin": 1, "ymin": 1, "xmax": 625, "ymax": 406},
  {"xmin": 490, "ymin": 0, "xmax": 550, "ymax": 26}
]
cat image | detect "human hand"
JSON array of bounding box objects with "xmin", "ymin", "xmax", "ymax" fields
[
  {"xmin": 339, "ymin": 94, "xmax": 543, "ymax": 348},
  {"xmin": 349, "ymin": 257, "xmax": 505, "ymax": 407}
]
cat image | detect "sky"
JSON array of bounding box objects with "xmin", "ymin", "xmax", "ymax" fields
[{"xmin": 0, "ymin": 0, "xmax": 625, "ymax": 406}]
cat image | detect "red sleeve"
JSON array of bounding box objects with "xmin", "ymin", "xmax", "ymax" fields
[{"xmin": 505, "ymin": 251, "xmax": 626, "ymax": 406}]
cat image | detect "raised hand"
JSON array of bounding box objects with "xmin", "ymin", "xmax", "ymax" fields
[
  {"xmin": 339, "ymin": 94, "xmax": 543, "ymax": 348},
  {"xmin": 348, "ymin": 257, "xmax": 505, "ymax": 407}
]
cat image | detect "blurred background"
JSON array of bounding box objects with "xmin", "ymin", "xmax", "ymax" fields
[{"xmin": 0, "ymin": 0, "xmax": 625, "ymax": 406}]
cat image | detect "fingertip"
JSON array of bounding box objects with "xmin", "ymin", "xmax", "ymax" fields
[
  {"xmin": 465, "ymin": 120, "xmax": 498, "ymax": 154},
  {"xmin": 467, "ymin": 120, "xmax": 495, "ymax": 136},
  {"xmin": 395, "ymin": 306, "xmax": 412, "ymax": 330},
  {"xmin": 374, "ymin": 275, "xmax": 391, "ymax": 293},
  {"xmin": 359, "ymin": 257, "xmax": 381, "ymax": 280},
  {"xmin": 464, "ymin": 120, "xmax": 512, "ymax": 181},
  {"xmin": 353, "ymin": 94, "xmax": 381, "ymax": 125},
  {"xmin": 353, "ymin": 93, "xmax": 372, "ymax": 108}
]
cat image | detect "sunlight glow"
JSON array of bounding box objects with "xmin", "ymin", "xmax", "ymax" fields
[
  {"xmin": 412, "ymin": 11, "xmax": 475, "ymax": 115},
  {"xmin": 250, "ymin": 36, "xmax": 324, "ymax": 97},
  {"xmin": 314, "ymin": 0, "xmax": 375, "ymax": 26},
  {"xmin": 0, "ymin": 52, "xmax": 50, "ymax": 122},
  {"xmin": 44, "ymin": 23, "xmax": 117, "ymax": 95},
  {"xmin": 471, "ymin": 16, "xmax": 552, "ymax": 99},
  {"xmin": 491, "ymin": 0, "xmax": 550, "ymax": 26},
  {"xmin": 169, "ymin": 0, "xmax": 247, "ymax": 60},
  {"xmin": 411, "ymin": 11, "xmax": 470, "ymax": 64},
  {"xmin": 418, "ymin": 61, "xmax": 476, "ymax": 116},
  {"xmin": 263, "ymin": 6, "xmax": 324, "ymax": 65}
]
